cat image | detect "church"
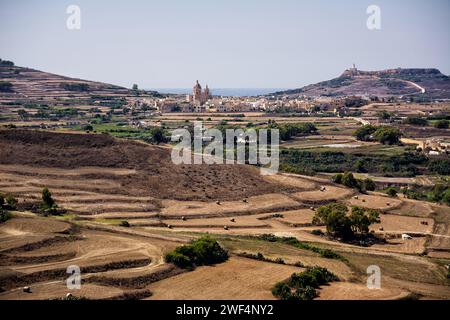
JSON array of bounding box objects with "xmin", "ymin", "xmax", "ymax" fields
[{"xmin": 187, "ymin": 80, "xmax": 211, "ymax": 106}]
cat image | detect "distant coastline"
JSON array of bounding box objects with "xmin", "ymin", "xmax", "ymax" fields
[{"xmin": 150, "ymin": 88, "xmax": 290, "ymax": 97}]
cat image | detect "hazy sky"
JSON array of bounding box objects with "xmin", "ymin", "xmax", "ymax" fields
[{"xmin": 0, "ymin": 0, "xmax": 449, "ymax": 89}]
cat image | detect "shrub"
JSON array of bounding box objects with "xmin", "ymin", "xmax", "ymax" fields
[
  {"xmin": 363, "ymin": 178, "xmax": 376, "ymax": 191},
  {"xmin": 165, "ymin": 237, "xmax": 228, "ymax": 269},
  {"xmin": 120, "ymin": 220, "xmax": 130, "ymax": 227},
  {"xmin": 42, "ymin": 188, "xmax": 55, "ymax": 209},
  {"xmin": 83, "ymin": 124, "xmax": 94, "ymax": 131},
  {"xmin": 434, "ymin": 119, "xmax": 449, "ymax": 129},
  {"xmin": 0, "ymin": 210, "xmax": 12, "ymax": 223},
  {"xmin": 342, "ymin": 172, "xmax": 358, "ymax": 188},
  {"xmin": 165, "ymin": 252, "xmax": 192, "ymax": 269},
  {"xmin": 0, "ymin": 194, "xmax": 4, "ymax": 207},
  {"xmin": 386, "ymin": 187, "xmax": 398, "ymax": 197},
  {"xmin": 6, "ymin": 195, "xmax": 18, "ymax": 207},
  {"xmin": 332, "ymin": 173, "xmax": 343, "ymax": 184},
  {"xmin": 272, "ymin": 267, "xmax": 338, "ymax": 300},
  {"xmin": 404, "ymin": 117, "xmax": 428, "ymax": 126},
  {"xmin": 0, "ymin": 81, "xmax": 13, "ymax": 92},
  {"xmin": 60, "ymin": 83, "xmax": 89, "ymax": 92}
]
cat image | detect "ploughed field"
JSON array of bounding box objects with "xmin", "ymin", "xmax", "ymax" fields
[{"xmin": 0, "ymin": 129, "xmax": 449, "ymax": 300}]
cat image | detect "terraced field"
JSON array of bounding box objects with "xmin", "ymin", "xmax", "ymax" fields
[{"xmin": 0, "ymin": 129, "xmax": 449, "ymax": 300}]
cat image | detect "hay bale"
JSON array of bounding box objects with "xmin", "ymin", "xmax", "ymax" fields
[
  {"xmin": 23, "ymin": 286, "xmax": 31, "ymax": 293},
  {"xmin": 223, "ymin": 226, "xmax": 229, "ymax": 230}
]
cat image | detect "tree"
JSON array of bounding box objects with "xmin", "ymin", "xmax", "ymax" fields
[
  {"xmin": 332, "ymin": 173, "xmax": 343, "ymax": 184},
  {"xmin": 363, "ymin": 178, "xmax": 376, "ymax": 192},
  {"xmin": 349, "ymin": 206, "xmax": 380, "ymax": 234},
  {"xmin": 42, "ymin": 187, "xmax": 55, "ymax": 209},
  {"xmin": 150, "ymin": 127, "xmax": 166, "ymax": 144},
  {"xmin": 354, "ymin": 125, "xmax": 377, "ymax": 141},
  {"xmin": 18, "ymin": 109, "xmax": 29, "ymax": 120},
  {"xmin": 313, "ymin": 203, "xmax": 353, "ymax": 240},
  {"xmin": 342, "ymin": 172, "xmax": 358, "ymax": 189},
  {"xmin": 355, "ymin": 159, "xmax": 366, "ymax": 173},
  {"xmin": 373, "ymin": 126, "xmax": 402, "ymax": 145},
  {"xmin": 434, "ymin": 120, "xmax": 449, "ymax": 129},
  {"xmin": 314, "ymin": 204, "xmax": 381, "ymax": 240},
  {"xmin": 377, "ymin": 111, "xmax": 393, "ymax": 121},
  {"xmin": 0, "ymin": 194, "xmax": 4, "ymax": 206}
]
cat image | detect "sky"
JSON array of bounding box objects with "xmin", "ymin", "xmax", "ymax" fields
[{"xmin": 0, "ymin": 0, "xmax": 449, "ymax": 89}]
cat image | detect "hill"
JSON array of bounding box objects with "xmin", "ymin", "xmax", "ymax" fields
[
  {"xmin": 0, "ymin": 61, "xmax": 160, "ymax": 102},
  {"xmin": 0, "ymin": 129, "xmax": 295, "ymax": 201},
  {"xmin": 273, "ymin": 67, "xmax": 450, "ymax": 99}
]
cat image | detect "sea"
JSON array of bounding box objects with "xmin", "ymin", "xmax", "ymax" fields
[{"xmin": 150, "ymin": 88, "xmax": 289, "ymax": 97}]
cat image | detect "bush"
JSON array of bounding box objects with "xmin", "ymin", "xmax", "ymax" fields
[
  {"xmin": 83, "ymin": 124, "xmax": 94, "ymax": 131},
  {"xmin": 386, "ymin": 187, "xmax": 398, "ymax": 197},
  {"xmin": 6, "ymin": 195, "xmax": 18, "ymax": 207},
  {"xmin": 120, "ymin": 220, "xmax": 130, "ymax": 227},
  {"xmin": 0, "ymin": 194, "xmax": 4, "ymax": 207},
  {"xmin": 165, "ymin": 237, "xmax": 228, "ymax": 269},
  {"xmin": 332, "ymin": 173, "xmax": 343, "ymax": 184},
  {"xmin": 363, "ymin": 178, "xmax": 376, "ymax": 191},
  {"xmin": 434, "ymin": 120, "xmax": 449, "ymax": 129},
  {"xmin": 42, "ymin": 188, "xmax": 55, "ymax": 209},
  {"xmin": 165, "ymin": 252, "xmax": 192, "ymax": 269},
  {"xmin": 60, "ymin": 83, "xmax": 89, "ymax": 92},
  {"xmin": 0, "ymin": 81, "xmax": 13, "ymax": 92},
  {"xmin": 272, "ymin": 267, "xmax": 338, "ymax": 300},
  {"xmin": 373, "ymin": 126, "xmax": 402, "ymax": 145},
  {"xmin": 342, "ymin": 172, "xmax": 358, "ymax": 189},
  {"xmin": 404, "ymin": 117, "xmax": 428, "ymax": 126},
  {"xmin": 0, "ymin": 210, "xmax": 12, "ymax": 223}
]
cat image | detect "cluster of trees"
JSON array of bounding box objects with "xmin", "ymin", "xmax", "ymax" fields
[
  {"xmin": 165, "ymin": 237, "xmax": 228, "ymax": 269},
  {"xmin": 403, "ymin": 117, "xmax": 449, "ymax": 129},
  {"xmin": 0, "ymin": 58, "xmax": 14, "ymax": 66},
  {"xmin": 272, "ymin": 267, "xmax": 338, "ymax": 300},
  {"xmin": 280, "ymin": 149, "xmax": 426, "ymax": 177},
  {"xmin": 354, "ymin": 125, "xmax": 402, "ymax": 145},
  {"xmin": 332, "ymin": 172, "xmax": 376, "ymax": 192},
  {"xmin": 268, "ymin": 121, "xmax": 317, "ymax": 141},
  {"xmin": 60, "ymin": 83, "xmax": 89, "ymax": 92},
  {"xmin": 312, "ymin": 203, "xmax": 380, "ymax": 240},
  {"xmin": 402, "ymin": 184, "xmax": 450, "ymax": 206}
]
